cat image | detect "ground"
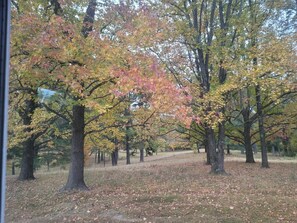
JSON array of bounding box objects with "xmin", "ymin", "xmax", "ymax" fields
[{"xmin": 5, "ymin": 151, "xmax": 297, "ymax": 223}]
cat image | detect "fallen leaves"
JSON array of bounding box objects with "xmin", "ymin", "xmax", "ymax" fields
[{"xmin": 5, "ymin": 152, "xmax": 297, "ymax": 223}]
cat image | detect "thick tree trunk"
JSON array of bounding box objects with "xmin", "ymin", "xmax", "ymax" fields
[
  {"xmin": 111, "ymin": 149, "xmax": 118, "ymax": 166},
  {"xmin": 239, "ymin": 87, "xmax": 255, "ymax": 163},
  {"xmin": 255, "ymin": 85, "xmax": 269, "ymax": 168},
  {"xmin": 18, "ymin": 136, "xmax": 35, "ymax": 180},
  {"xmin": 140, "ymin": 141, "xmax": 144, "ymax": 162},
  {"xmin": 111, "ymin": 152, "xmax": 116, "ymax": 166},
  {"xmin": 243, "ymin": 110, "xmax": 255, "ymax": 163},
  {"xmin": 206, "ymin": 128, "xmax": 217, "ymax": 173},
  {"xmin": 61, "ymin": 105, "xmax": 88, "ymax": 191},
  {"xmin": 18, "ymin": 98, "xmax": 38, "ymax": 181}
]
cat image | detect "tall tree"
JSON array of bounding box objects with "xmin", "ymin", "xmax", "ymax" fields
[
  {"xmin": 9, "ymin": 0, "xmax": 65, "ymax": 180},
  {"xmin": 154, "ymin": 0, "xmax": 246, "ymax": 174}
]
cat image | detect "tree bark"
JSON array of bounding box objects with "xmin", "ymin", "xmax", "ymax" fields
[
  {"xmin": 125, "ymin": 108, "xmax": 132, "ymax": 165},
  {"xmin": 100, "ymin": 151, "xmax": 104, "ymax": 162},
  {"xmin": 126, "ymin": 132, "xmax": 131, "ymax": 165},
  {"xmin": 111, "ymin": 139, "xmax": 118, "ymax": 166},
  {"xmin": 243, "ymin": 108, "xmax": 255, "ymax": 163},
  {"xmin": 12, "ymin": 161, "xmax": 15, "ymax": 175},
  {"xmin": 18, "ymin": 136, "xmax": 35, "ymax": 180},
  {"xmin": 206, "ymin": 127, "xmax": 217, "ymax": 173},
  {"xmin": 256, "ymin": 84, "xmax": 269, "ymax": 168},
  {"xmin": 61, "ymin": 105, "xmax": 88, "ymax": 191},
  {"xmin": 140, "ymin": 148, "xmax": 144, "ymax": 162},
  {"xmin": 140, "ymin": 141, "xmax": 144, "ymax": 162},
  {"xmin": 18, "ymin": 98, "xmax": 38, "ymax": 180},
  {"xmin": 111, "ymin": 152, "xmax": 115, "ymax": 166},
  {"xmin": 204, "ymin": 137, "xmax": 211, "ymax": 165},
  {"xmin": 97, "ymin": 150, "xmax": 101, "ymax": 163},
  {"xmin": 111, "ymin": 149, "xmax": 118, "ymax": 166},
  {"xmin": 115, "ymin": 148, "xmax": 118, "ymax": 165}
]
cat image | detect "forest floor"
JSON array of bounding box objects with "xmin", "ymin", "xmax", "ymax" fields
[{"xmin": 5, "ymin": 151, "xmax": 297, "ymax": 223}]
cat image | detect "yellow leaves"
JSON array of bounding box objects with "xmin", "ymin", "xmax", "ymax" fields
[
  {"xmin": 84, "ymin": 100, "xmax": 109, "ymax": 115},
  {"xmin": 8, "ymin": 106, "xmax": 57, "ymax": 150}
]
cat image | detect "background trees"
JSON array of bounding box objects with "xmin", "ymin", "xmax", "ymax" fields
[{"xmin": 8, "ymin": 0, "xmax": 297, "ymax": 190}]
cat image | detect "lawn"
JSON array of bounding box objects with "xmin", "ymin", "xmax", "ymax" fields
[{"xmin": 5, "ymin": 151, "xmax": 297, "ymax": 223}]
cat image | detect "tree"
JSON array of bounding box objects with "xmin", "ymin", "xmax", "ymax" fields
[
  {"xmin": 153, "ymin": 0, "xmax": 248, "ymax": 174},
  {"xmin": 9, "ymin": 1, "xmax": 65, "ymax": 179},
  {"xmin": 11, "ymin": 0, "xmax": 192, "ymax": 191}
]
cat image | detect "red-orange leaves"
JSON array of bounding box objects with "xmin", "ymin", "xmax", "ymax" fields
[{"xmin": 113, "ymin": 57, "xmax": 193, "ymax": 127}]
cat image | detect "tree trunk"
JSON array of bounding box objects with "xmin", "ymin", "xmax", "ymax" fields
[
  {"xmin": 111, "ymin": 152, "xmax": 115, "ymax": 166},
  {"xmin": 239, "ymin": 87, "xmax": 255, "ymax": 163},
  {"xmin": 111, "ymin": 149, "xmax": 118, "ymax": 166},
  {"xmin": 12, "ymin": 161, "xmax": 15, "ymax": 175},
  {"xmin": 126, "ymin": 132, "xmax": 131, "ymax": 165},
  {"xmin": 125, "ymin": 107, "xmax": 132, "ymax": 165},
  {"xmin": 18, "ymin": 136, "xmax": 35, "ymax": 180},
  {"xmin": 255, "ymin": 84, "xmax": 269, "ymax": 168},
  {"xmin": 100, "ymin": 151, "xmax": 104, "ymax": 161},
  {"xmin": 140, "ymin": 141, "xmax": 144, "ymax": 162},
  {"xmin": 97, "ymin": 150, "xmax": 101, "ymax": 163},
  {"xmin": 140, "ymin": 148, "xmax": 144, "ymax": 162},
  {"xmin": 115, "ymin": 149, "xmax": 118, "ymax": 165},
  {"xmin": 113, "ymin": 138, "xmax": 119, "ymax": 166},
  {"xmin": 204, "ymin": 137, "xmax": 211, "ymax": 165},
  {"xmin": 206, "ymin": 127, "xmax": 217, "ymax": 173},
  {"xmin": 18, "ymin": 98, "xmax": 38, "ymax": 180},
  {"xmin": 115, "ymin": 148, "xmax": 118, "ymax": 165},
  {"xmin": 61, "ymin": 105, "xmax": 88, "ymax": 191},
  {"xmin": 243, "ymin": 111, "xmax": 255, "ymax": 163}
]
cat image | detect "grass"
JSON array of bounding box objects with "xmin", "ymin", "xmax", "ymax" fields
[{"xmin": 5, "ymin": 151, "xmax": 297, "ymax": 223}]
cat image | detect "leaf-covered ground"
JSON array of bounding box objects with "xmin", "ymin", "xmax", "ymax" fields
[{"xmin": 5, "ymin": 152, "xmax": 297, "ymax": 223}]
